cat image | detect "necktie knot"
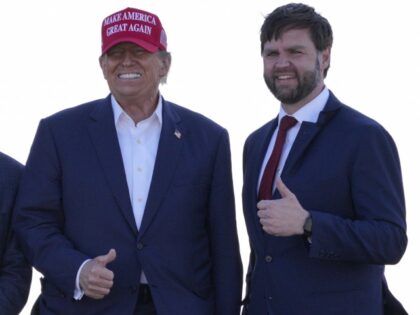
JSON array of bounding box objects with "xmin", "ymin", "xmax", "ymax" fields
[{"xmin": 280, "ymin": 115, "xmax": 298, "ymax": 132}]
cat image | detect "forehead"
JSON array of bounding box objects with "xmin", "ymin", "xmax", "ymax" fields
[{"xmin": 263, "ymin": 28, "xmax": 315, "ymax": 50}]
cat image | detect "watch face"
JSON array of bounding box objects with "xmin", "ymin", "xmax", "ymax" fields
[{"xmin": 304, "ymin": 216, "xmax": 312, "ymax": 234}]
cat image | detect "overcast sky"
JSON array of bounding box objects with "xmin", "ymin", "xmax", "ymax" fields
[{"xmin": 1, "ymin": 1, "xmax": 418, "ymax": 313}]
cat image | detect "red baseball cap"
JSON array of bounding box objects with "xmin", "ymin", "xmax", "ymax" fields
[{"xmin": 101, "ymin": 7, "xmax": 167, "ymax": 54}]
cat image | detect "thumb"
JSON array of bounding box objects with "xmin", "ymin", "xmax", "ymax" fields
[
  {"xmin": 275, "ymin": 177, "xmax": 294, "ymax": 199},
  {"xmin": 95, "ymin": 248, "xmax": 117, "ymax": 267}
]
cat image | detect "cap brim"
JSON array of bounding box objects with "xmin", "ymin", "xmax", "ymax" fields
[{"xmin": 102, "ymin": 37, "xmax": 159, "ymax": 54}]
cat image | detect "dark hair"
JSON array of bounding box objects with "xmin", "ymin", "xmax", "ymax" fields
[{"xmin": 261, "ymin": 3, "xmax": 333, "ymax": 74}]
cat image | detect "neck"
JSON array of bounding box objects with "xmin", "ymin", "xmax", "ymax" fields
[{"xmin": 116, "ymin": 93, "xmax": 159, "ymax": 124}]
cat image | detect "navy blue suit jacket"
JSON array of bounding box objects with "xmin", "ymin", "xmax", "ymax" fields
[
  {"xmin": 15, "ymin": 96, "xmax": 243, "ymax": 315},
  {"xmin": 242, "ymin": 92, "xmax": 407, "ymax": 315},
  {"xmin": 0, "ymin": 152, "xmax": 31, "ymax": 315}
]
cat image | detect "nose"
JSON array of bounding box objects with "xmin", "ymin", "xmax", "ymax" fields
[
  {"xmin": 121, "ymin": 51, "xmax": 135, "ymax": 66},
  {"xmin": 274, "ymin": 56, "xmax": 291, "ymax": 68}
]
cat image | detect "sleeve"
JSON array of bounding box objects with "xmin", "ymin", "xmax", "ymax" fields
[
  {"xmin": 208, "ymin": 129, "xmax": 243, "ymax": 315},
  {"xmin": 308, "ymin": 124, "xmax": 407, "ymax": 264},
  {"xmin": 14, "ymin": 119, "xmax": 89, "ymax": 297},
  {"xmin": 0, "ymin": 160, "xmax": 32, "ymax": 315},
  {"xmin": 241, "ymin": 136, "xmax": 253, "ymax": 307},
  {"xmin": 0, "ymin": 229, "xmax": 32, "ymax": 315}
]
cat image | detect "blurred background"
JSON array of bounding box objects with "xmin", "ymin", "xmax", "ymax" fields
[{"xmin": 0, "ymin": 0, "xmax": 418, "ymax": 313}]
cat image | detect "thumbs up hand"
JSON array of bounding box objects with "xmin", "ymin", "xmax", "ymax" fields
[
  {"xmin": 257, "ymin": 178, "xmax": 309, "ymax": 237},
  {"xmin": 80, "ymin": 249, "xmax": 117, "ymax": 299}
]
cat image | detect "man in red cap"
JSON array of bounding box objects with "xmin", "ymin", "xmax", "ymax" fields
[{"xmin": 15, "ymin": 7, "xmax": 242, "ymax": 315}]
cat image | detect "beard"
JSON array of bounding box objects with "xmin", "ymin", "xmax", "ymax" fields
[{"xmin": 264, "ymin": 59, "xmax": 321, "ymax": 105}]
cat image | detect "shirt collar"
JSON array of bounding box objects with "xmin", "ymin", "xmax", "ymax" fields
[
  {"xmin": 111, "ymin": 94, "xmax": 163, "ymax": 126},
  {"xmin": 279, "ymin": 87, "xmax": 330, "ymax": 124}
]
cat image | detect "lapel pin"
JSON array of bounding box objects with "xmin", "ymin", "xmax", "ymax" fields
[{"xmin": 174, "ymin": 129, "xmax": 182, "ymax": 139}]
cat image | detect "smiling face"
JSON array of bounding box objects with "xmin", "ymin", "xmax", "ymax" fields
[
  {"xmin": 99, "ymin": 42, "xmax": 170, "ymax": 106},
  {"xmin": 262, "ymin": 28, "xmax": 330, "ymax": 112}
]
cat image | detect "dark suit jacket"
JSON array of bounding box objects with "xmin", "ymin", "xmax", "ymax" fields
[
  {"xmin": 15, "ymin": 96, "xmax": 243, "ymax": 315},
  {"xmin": 242, "ymin": 92, "xmax": 408, "ymax": 315},
  {"xmin": 0, "ymin": 152, "xmax": 32, "ymax": 315}
]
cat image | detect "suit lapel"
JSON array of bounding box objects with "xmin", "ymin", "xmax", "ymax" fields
[
  {"xmin": 88, "ymin": 96, "xmax": 138, "ymax": 235},
  {"xmin": 281, "ymin": 121, "xmax": 320, "ymax": 176},
  {"xmin": 139, "ymin": 100, "xmax": 183, "ymax": 237},
  {"xmin": 282, "ymin": 92, "xmax": 342, "ymax": 176},
  {"xmin": 245, "ymin": 118, "xmax": 278, "ymax": 241}
]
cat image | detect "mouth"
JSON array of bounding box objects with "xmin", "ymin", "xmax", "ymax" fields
[
  {"xmin": 275, "ymin": 73, "xmax": 296, "ymax": 80},
  {"xmin": 118, "ymin": 73, "xmax": 142, "ymax": 80}
]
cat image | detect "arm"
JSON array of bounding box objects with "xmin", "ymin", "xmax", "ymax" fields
[
  {"xmin": 209, "ymin": 129, "xmax": 243, "ymax": 315},
  {"xmin": 14, "ymin": 119, "xmax": 89, "ymax": 297},
  {"xmin": 309, "ymin": 125, "xmax": 407, "ymax": 264},
  {"xmin": 257, "ymin": 124, "xmax": 407, "ymax": 265},
  {"xmin": 0, "ymin": 230, "xmax": 32, "ymax": 315},
  {"xmin": 0, "ymin": 158, "xmax": 31, "ymax": 315}
]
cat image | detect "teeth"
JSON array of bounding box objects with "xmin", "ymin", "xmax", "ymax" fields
[
  {"xmin": 119, "ymin": 73, "xmax": 141, "ymax": 79},
  {"xmin": 277, "ymin": 75, "xmax": 294, "ymax": 80}
]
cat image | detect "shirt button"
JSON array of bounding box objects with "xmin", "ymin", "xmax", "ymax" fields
[
  {"xmin": 136, "ymin": 139, "xmax": 142, "ymax": 144},
  {"xmin": 137, "ymin": 197, "xmax": 143, "ymax": 203},
  {"xmin": 137, "ymin": 167, "xmax": 142, "ymax": 172},
  {"xmin": 265, "ymin": 255, "xmax": 273, "ymax": 263}
]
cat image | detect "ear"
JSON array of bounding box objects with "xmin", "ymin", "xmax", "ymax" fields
[
  {"xmin": 98, "ymin": 55, "xmax": 107, "ymax": 79},
  {"xmin": 159, "ymin": 53, "xmax": 172, "ymax": 77},
  {"xmin": 320, "ymin": 47, "xmax": 331, "ymax": 74}
]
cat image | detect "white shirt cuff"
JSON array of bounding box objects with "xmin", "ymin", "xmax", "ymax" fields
[{"xmin": 73, "ymin": 259, "xmax": 91, "ymax": 300}]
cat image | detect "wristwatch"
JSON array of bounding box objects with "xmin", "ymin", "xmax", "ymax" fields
[{"xmin": 303, "ymin": 213, "xmax": 312, "ymax": 237}]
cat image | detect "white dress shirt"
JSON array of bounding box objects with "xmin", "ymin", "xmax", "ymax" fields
[
  {"xmin": 74, "ymin": 95, "xmax": 162, "ymax": 299},
  {"xmin": 257, "ymin": 87, "xmax": 330, "ymax": 194},
  {"xmin": 112, "ymin": 95, "xmax": 162, "ymax": 231}
]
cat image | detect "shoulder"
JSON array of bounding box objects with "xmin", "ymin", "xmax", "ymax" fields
[
  {"xmin": 0, "ymin": 152, "xmax": 23, "ymax": 188},
  {"xmin": 326, "ymin": 92, "xmax": 385, "ymax": 130},
  {"xmin": 323, "ymin": 98, "xmax": 399, "ymax": 159},
  {"xmin": 333, "ymin": 103, "xmax": 393, "ymax": 140},
  {"xmin": 43, "ymin": 97, "xmax": 109, "ymax": 124},
  {"xmin": 164, "ymin": 99, "xmax": 227, "ymax": 134}
]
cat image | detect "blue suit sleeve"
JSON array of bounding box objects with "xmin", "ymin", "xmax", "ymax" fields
[
  {"xmin": 0, "ymin": 155, "xmax": 32, "ymax": 315},
  {"xmin": 208, "ymin": 129, "xmax": 243, "ymax": 315},
  {"xmin": 0, "ymin": 232, "xmax": 32, "ymax": 315},
  {"xmin": 309, "ymin": 124, "xmax": 407, "ymax": 264},
  {"xmin": 14, "ymin": 119, "xmax": 89, "ymax": 297}
]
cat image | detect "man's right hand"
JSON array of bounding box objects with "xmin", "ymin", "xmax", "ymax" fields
[{"xmin": 80, "ymin": 249, "xmax": 117, "ymax": 299}]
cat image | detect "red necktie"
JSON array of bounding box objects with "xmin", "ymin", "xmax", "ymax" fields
[{"xmin": 258, "ymin": 115, "xmax": 297, "ymax": 200}]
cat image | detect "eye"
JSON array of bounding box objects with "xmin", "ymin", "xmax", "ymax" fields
[
  {"xmin": 290, "ymin": 49, "xmax": 304, "ymax": 55},
  {"xmin": 107, "ymin": 49, "xmax": 124, "ymax": 58},
  {"xmin": 132, "ymin": 48, "xmax": 148, "ymax": 57},
  {"xmin": 264, "ymin": 50, "xmax": 279, "ymax": 58}
]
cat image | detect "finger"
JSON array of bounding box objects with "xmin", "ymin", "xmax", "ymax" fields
[
  {"xmin": 93, "ymin": 267, "xmax": 115, "ymax": 282},
  {"xmin": 84, "ymin": 285, "xmax": 112, "ymax": 299},
  {"xmin": 85, "ymin": 284, "xmax": 111, "ymax": 295},
  {"xmin": 257, "ymin": 210, "xmax": 265, "ymax": 218},
  {"xmin": 275, "ymin": 177, "xmax": 295, "ymax": 199},
  {"xmin": 84, "ymin": 292, "xmax": 106, "ymax": 300},
  {"xmin": 93, "ymin": 270, "xmax": 115, "ymax": 284},
  {"xmin": 95, "ymin": 248, "xmax": 117, "ymax": 267},
  {"xmin": 257, "ymin": 200, "xmax": 268, "ymax": 210}
]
